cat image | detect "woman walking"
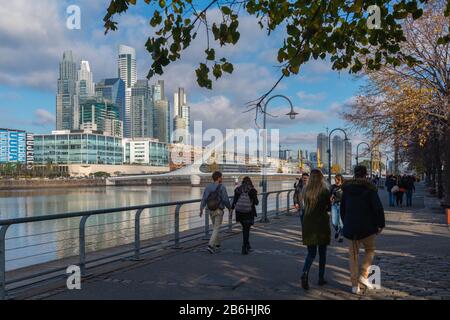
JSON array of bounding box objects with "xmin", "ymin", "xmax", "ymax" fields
[
  {"xmin": 300, "ymin": 169, "xmax": 331, "ymax": 290},
  {"xmin": 232, "ymin": 176, "xmax": 259, "ymax": 255},
  {"xmin": 330, "ymin": 174, "xmax": 344, "ymax": 243}
]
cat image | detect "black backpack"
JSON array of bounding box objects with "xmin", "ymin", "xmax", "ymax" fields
[{"xmin": 206, "ymin": 184, "xmax": 222, "ymax": 211}]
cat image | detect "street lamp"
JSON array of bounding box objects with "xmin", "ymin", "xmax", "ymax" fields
[
  {"xmin": 327, "ymin": 128, "xmax": 349, "ymax": 184},
  {"xmin": 260, "ymin": 94, "xmax": 298, "ymax": 222},
  {"xmin": 355, "ymin": 142, "xmax": 372, "ymax": 177}
]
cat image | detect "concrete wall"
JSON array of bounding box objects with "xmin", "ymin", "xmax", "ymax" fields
[
  {"xmin": 67, "ymin": 164, "xmax": 170, "ymax": 177},
  {"xmin": 0, "ymin": 179, "xmax": 105, "ymax": 190}
]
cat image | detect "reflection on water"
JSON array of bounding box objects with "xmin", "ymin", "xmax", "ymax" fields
[{"xmin": 0, "ymin": 180, "xmax": 294, "ymax": 270}]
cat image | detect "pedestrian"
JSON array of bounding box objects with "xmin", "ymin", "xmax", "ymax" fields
[
  {"xmin": 385, "ymin": 174, "xmax": 396, "ymax": 207},
  {"xmin": 330, "ymin": 174, "xmax": 344, "ymax": 243},
  {"xmin": 200, "ymin": 171, "xmax": 232, "ymax": 254},
  {"xmin": 232, "ymin": 176, "xmax": 259, "ymax": 255},
  {"xmin": 300, "ymin": 169, "xmax": 331, "ymax": 290},
  {"xmin": 405, "ymin": 175, "xmax": 415, "ymax": 207},
  {"xmin": 396, "ymin": 175, "xmax": 406, "ymax": 207},
  {"xmin": 340, "ymin": 165, "xmax": 385, "ymax": 294},
  {"xmin": 294, "ymin": 172, "xmax": 309, "ymax": 225}
]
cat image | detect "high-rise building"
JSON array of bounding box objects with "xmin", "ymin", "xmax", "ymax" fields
[
  {"xmin": 79, "ymin": 99, "xmax": 123, "ymax": 137},
  {"xmin": 77, "ymin": 60, "xmax": 95, "ymax": 102},
  {"xmin": 152, "ymin": 80, "xmax": 170, "ymax": 143},
  {"xmin": 345, "ymin": 140, "xmax": 352, "ymax": 174},
  {"xmin": 56, "ymin": 51, "xmax": 79, "ymax": 130},
  {"xmin": 332, "ymin": 135, "xmax": 345, "ymax": 173},
  {"xmin": 95, "ymin": 78, "xmax": 126, "ymax": 124},
  {"xmin": 0, "ymin": 128, "xmax": 27, "ymax": 164},
  {"xmin": 173, "ymin": 88, "xmax": 190, "ymax": 144},
  {"xmin": 309, "ymin": 152, "xmax": 318, "ymax": 168},
  {"xmin": 130, "ymin": 80, "xmax": 153, "ymax": 139},
  {"xmin": 118, "ymin": 45, "xmax": 137, "ymax": 138},
  {"xmin": 317, "ymin": 133, "xmax": 329, "ymax": 171}
]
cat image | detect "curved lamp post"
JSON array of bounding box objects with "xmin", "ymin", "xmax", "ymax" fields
[
  {"xmin": 355, "ymin": 142, "xmax": 372, "ymax": 177},
  {"xmin": 327, "ymin": 128, "xmax": 349, "ymax": 183},
  {"xmin": 260, "ymin": 95, "xmax": 298, "ymax": 222}
]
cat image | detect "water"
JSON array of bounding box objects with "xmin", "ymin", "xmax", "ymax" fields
[{"xmin": 0, "ymin": 180, "xmax": 295, "ymax": 271}]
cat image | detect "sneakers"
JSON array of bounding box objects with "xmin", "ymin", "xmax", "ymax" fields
[
  {"xmin": 359, "ymin": 276, "xmax": 375, "ymax": 290},
  {"xmin": 338, "ymin": 236, "xmax": 344, "ymax": 243},
  {"xmin": 351, "ymin": 286, "xmax": 361, "ymax": 295},
  {"xmin": 214, "ymin": 245, "xmax": 221, "ymax": 253},
  {"xmin": 207, "ymin": 245, "xmax": 216, "ymax": 254}
]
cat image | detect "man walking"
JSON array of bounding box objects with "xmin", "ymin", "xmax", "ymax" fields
[
  {"xmin": 385, "ymin": 175, "xmax": 396, "ymax": 207},
  {"xmin": 294, "ymin": 172, "xmax": 309, "ymax": 224},
  {"xmin": 340, "ymin": 165, "xmax": 385, "ymax": 294},
  {"xmin": 200, "ymin": 171, "xmax": 232, "ymax": 254}
]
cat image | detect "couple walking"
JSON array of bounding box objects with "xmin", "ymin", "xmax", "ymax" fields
[
  {"xmin": 200, "ymin": 171, "xmax": 258, "ymax": 255},
  {"xmin": 296, "ymin": 166, "xmax": 385, "ymax": 294}
]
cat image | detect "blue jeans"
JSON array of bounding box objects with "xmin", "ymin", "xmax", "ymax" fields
[
  {"xmin": 331, "ymin": 203, "xmax": 343, "ymax": 235},
  {"xmin": 302, "ymin": 245, "xmax": 327, "ymax": 279},
  {"xmin": 388, "ymin": 191, "xmax": 395, "ymax": 206},
  {"xmin": 406, "ymin": 190, "xmax": 413, "ymax": 206}
]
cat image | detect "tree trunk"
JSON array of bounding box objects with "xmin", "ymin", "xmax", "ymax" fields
[{"xmin": 443, "ymin": 126, "xmax": 450, "ymax": 207}]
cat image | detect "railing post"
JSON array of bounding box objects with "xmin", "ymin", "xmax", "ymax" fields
[
  {"xmin": 286, "ymin": 191, "xmax": 293, "ymax": 216},
  {"xmin": 79, "ymin": 215, "xmax": 90, "ymax": 276},
  {"xmin": 173, "ymin": 204, "xmax": 182, "ymax": 249},
  {"xmin": 260, "ymin": 193, "xmax": 270, "ymax": 223},
  {"xmin": 274, "ymin": 192, "xmax": 281, "ymax": 219},
  {"xmin": 133, "ymin": 209, "xmax": 144, "ymax": 260},
  {"xmin": 0, "ymin": 225, "xmax": 10, "ymax": 300}
]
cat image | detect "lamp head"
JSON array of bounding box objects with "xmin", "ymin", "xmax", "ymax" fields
[{"xmin": 286, "ymin": 110, "xmax": 298, "ymax": 120}]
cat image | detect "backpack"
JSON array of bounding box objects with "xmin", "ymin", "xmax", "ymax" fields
[
  {"xmin": 206, "ymin": 184, "xmax": 222, "ymax": 211},
  {"xmin": 235, "ymin": 187, "xmax": 253, "ymax": 213}
]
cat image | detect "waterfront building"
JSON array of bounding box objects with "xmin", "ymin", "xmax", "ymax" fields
[
  {"xmin": 123, "ymin": 138, "xmax": 169, "ymax": 167},
  {"xmin": 345, "ymin": 140, "xmax": 352, "ymax": 174},
  {"xmin": 79, "ymin": 99, "xmax": 123, "ymax": 138},
  {"xmin": 173, "ymin": 88, "xmax": 190, "ymax": 144},
  {"xmin": 332, "ymin": 135, "xmax": 345, "ymax": 173},
  {"xmin": 56, "ymin": 51, "xmax": 79, "ymax": 130},
  {"xmin": 33, "ymin": 130, "xmax": 123, "ymax": 165},
  {"xmin": 95, "ymin": 78, "xmax": 125, "ymax": 123},
  {"xmin": 118, "ymin": 45, "xmax": 137, "ymax": 138},
  {"xmin": 309, "ymin": 152, "xmax": 318, "ymax": 168},
  {"xmin": 130, "ymin": 80, "xmax": 153, "ymax": 139},
  {"xmin": 0, "ymin": 128, "xmax": 27, "ymax": 164},
  {"xmin": 317, "ymin": 133, "xmax": 329, "ymax": 171}
]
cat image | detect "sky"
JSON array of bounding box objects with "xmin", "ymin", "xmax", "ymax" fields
[{"xmin": 0, "ymin": 0, "xmax": 370, "ymax": 155}]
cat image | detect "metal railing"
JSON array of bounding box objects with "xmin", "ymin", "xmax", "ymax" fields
[{"xmin": 0, "ymin": 189, "xmax": 295, "ymax": 299}]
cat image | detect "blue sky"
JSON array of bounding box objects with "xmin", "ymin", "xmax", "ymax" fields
[{"xmin": 0, "ymin": 0, "xmax": 367, "ymax": 153}]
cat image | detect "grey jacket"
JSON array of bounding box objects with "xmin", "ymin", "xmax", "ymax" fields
[{"xmin": 200, "ymin": 183, "xmax": 231, "ymax": 211}]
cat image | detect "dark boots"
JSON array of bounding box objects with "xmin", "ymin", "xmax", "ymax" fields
[{"xmin": 301, "ymin": 272, "xmax": 309, "ymax": 290}]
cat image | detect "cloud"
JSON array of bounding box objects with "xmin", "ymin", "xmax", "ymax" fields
[
  {"xmin": 296, "ymin": 91, "xmax": 327, "ymax": 107},
  {"xmin": 32, "ymin": 109, "xmax": 55, "ymax": 127}
]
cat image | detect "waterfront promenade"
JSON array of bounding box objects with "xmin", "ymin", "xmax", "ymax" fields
[{"xmin": 16, "ymin": 183, "xmax": 450, "ymax": 300}]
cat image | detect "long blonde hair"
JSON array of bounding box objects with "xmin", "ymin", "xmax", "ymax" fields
[{"xmin": 302, "ymin": 169, "xmax": 327, "ymax": 210}]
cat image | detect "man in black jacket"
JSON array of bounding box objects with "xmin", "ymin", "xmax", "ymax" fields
[{"xmin": 340, "ymin": 165, "xmax": 385, "ymax": 295}]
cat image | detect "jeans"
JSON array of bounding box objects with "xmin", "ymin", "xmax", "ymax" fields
[
  {"xmin": 302, "ymin": 245, "xmax": 327, "ymax": 279},
  {"xmin": 349, "ymin": 235, "xmax": 376, "ymax": 287},
  {"xmin": 388, "ymin": 191, "xmax": 395, "ymax": 206},
  {"xmin": 331, "ymin": 203, "xmax": 343, "ymax": 236},
  {"xmin": 241, "ymin": 222, "xmax": 251, "ymax": 247},
  {"xmin": 396, "ymin": 192, "xmax": 404, "ymax": 207},
  {"xmin": 405, "ymin": 190, "xmax": 413, "ymax": 206},
  {"xmin": 208, "ymin": 209, "xmax": 224, "ymax": 247}
]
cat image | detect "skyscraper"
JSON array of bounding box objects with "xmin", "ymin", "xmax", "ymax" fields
[
  {"xmin": 118, "ymin": 45, "xmax": 137, "ymax": 138},
  {"xmin": 79, "ymin": 99, "xmax": 123, "ymax": 137},
  {"xmin": 317, "ymin": 133, "xmax": 329, "ymax": 171},
  {"xmin": 130, "ymin": 80, "xmax": 153, "ymax": 139},
  {"xmin": 95, "ymin": 78, "xmax": 125, "ymax": 123},
  {"xmin": 345, "ymin": 140, "xmax": 352, "ymax": 174},
  {"xmin": 153, "ymin": 80, "xmax": 170, "ymax": 143},
  {"xmin": 56, "ymin": 51, "xmax": 78, "ymax": 130},
  {"xmin": 173, "ymin": 87, "xmax": 190, "ymax": 144},
  {"xmin": 332, "ymin": 135, "xmax": 345, "ymax": 173},
  {"xmin": 77, "ymin": 60, "xmax": 95, "ymax": 101}
]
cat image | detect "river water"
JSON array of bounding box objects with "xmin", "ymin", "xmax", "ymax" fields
[{"xmin": 0, "ymin": 180, "xmax": 295, "ymax": 271}]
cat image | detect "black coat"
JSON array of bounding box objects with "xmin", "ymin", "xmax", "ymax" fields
[
  {"xmin": 232, "ymin": 185, "xmax": 259, "ymax": 223},
  {"xmin": 340, "ymin": 179, "xmax": 385, "ymax": 240}
]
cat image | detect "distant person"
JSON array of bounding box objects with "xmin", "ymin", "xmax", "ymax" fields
[
  {"xmin": 405, "ymin": 175, "xmax": 415, "ymax": 207},
  {"xmin": 385, "ymin": 175, "xmax": 396, "ymax": 207},
  {"xmin": 340, "ymin": 165, "xmax": 385, "ymax": 295},
  {"xmin": 294, "ymin": 172, "xmax": 309, "ymax": 225},
  {"xmin": 395, "ymin": 175, "xmax": 406, "ymax": 207},
  {"xmin": 200, "ymin": 171, "xmax": 232, "ymax": 254},
  {"xmin": 300, "ymin": 169, "xmax": 331, "ymax": 290},
  {"xmin": 232, "ymin": 176, "xmax": 259, "ymax": 255},
  {"xmin": 330, "ymin": 174, "xmax": 344, "ymax": 243}
]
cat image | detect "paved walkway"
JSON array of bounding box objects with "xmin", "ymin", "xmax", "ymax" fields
[{"xmin": 27, "ymin": 183, "xmax": 450, "ymax": 300}]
